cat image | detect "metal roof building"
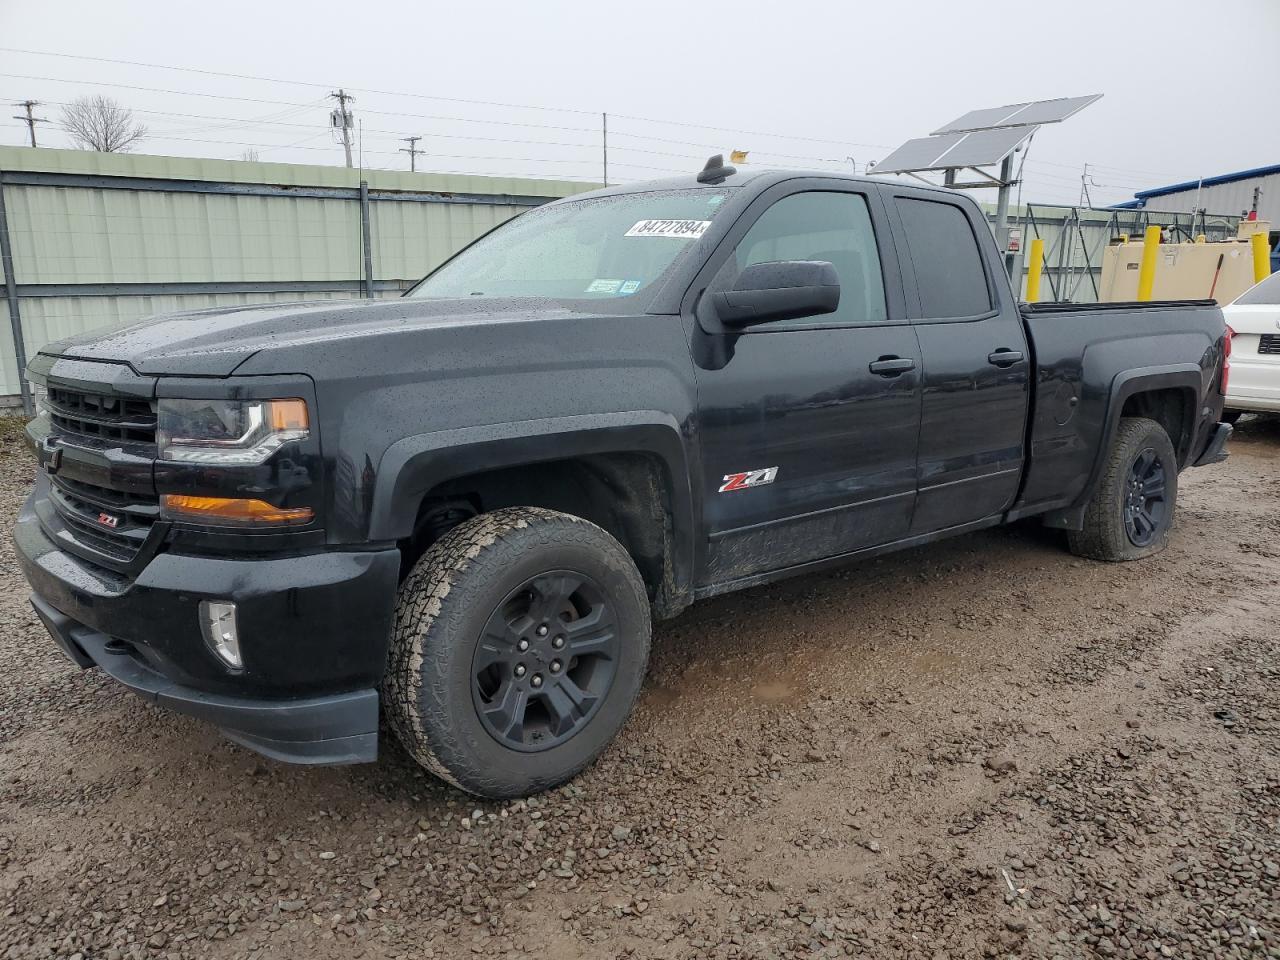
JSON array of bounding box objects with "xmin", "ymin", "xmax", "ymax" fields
[{"xmin": 1112, "ymin": 163, "xmax": 1280, "ymax": 223}]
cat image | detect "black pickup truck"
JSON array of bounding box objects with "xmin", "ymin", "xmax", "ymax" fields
[{"xmin": 16, "ymin": 158, "xmax": 1231, "ymax": 798}]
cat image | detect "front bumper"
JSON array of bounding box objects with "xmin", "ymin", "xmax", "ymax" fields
[
  {"xmin": 17, "ymin": 490, "xmax": 401, "ymax": 765},
  {"xmin": 32, "ymin": 594, "xmax": 379, "ymax": 763}
]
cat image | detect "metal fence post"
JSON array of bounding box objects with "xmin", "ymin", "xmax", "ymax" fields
[
  {"xmin": 359, "ymin": 180, "xmax": 374, "ymax": 299},
  {"xmin": 0, "ymin": 169, "xmax": 32, "ymax": 415}
]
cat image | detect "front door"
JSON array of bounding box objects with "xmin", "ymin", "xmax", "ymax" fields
[{"xmin": 689, "ymin": 183, "xmax": 922, "ymax": 586}]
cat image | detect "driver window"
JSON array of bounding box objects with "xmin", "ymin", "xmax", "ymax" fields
[{"xmin": 725, "ymin": 191, "xmax": 888, "ymax": 324}]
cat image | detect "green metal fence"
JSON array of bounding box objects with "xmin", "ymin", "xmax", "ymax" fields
[{"xmin": 0, "ymin": 146, "xmax": 597, "ymax": 405}]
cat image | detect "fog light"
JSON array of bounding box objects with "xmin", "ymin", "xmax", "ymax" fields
[{"xmin": 200, "ymin": 600, "xmax": 242, "ymax": 670}]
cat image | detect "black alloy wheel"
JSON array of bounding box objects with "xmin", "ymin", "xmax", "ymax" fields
[
  {"xmin": 471, "ymin": 571, "xmax": 619, "ymax": 752},
  {"xmin": 1122, "ymin": 447, "xmax": 1168, "ymax": 547}
]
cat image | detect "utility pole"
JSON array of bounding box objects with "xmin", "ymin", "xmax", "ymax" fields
[
  {"xmin": 328, "ymin": 89, "xmax": 355, "ymax": 169},
  {"xmin": 399, "ymin": 136, "xmax": 423, "ymax": 173},
  {"xmin": 602, "ymin": 112, "xmax": 608, "ymax": 187},
  {"xmin": 994, "ymin": 152, "xmax": 1016, "ymax": 278},
  {"xmin": 11, "ymin": 100, "xmax": 48, "ymax": 148}
]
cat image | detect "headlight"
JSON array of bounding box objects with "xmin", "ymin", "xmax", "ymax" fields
[{"xmin": 157, "ymin": 398, "xmax": 309, "ymax": 465}]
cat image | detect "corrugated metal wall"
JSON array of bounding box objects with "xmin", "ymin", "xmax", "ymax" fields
[
  {"xmin": 1124, "ymin": 172, "xmax": 1280, "ymax": 224},
  {"xmin": 0, "ymin": 146, "xmax": 597, "ymax": 400}
]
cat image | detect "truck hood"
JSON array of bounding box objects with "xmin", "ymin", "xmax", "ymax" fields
[{"xmin": 39, "ymin": 297, "xmax": 601, "ymax": 377}]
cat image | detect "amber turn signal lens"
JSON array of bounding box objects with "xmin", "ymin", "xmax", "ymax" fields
[
  {"xmin": 161, "ymin": 495, "xmax": 314, "ymax": 525},
  {"xmin": 268, "ymin": 399, "xmax": 309, "ymax": 432}
]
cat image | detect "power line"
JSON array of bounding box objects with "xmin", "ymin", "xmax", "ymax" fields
[
  {"xmin": 8, "ymin": 92, "xmax": 856, "ymax": 173},
  {"xmin": 0, "ymin": 70, "xmax": 889, "ymax": 154},
  {"xmin": 14, "ymin": 97, "xmax": 603, "ymax": 149},
  {"xmin": 0, "ymin": 71, "xmax": 320, "ymax": 108},
  {"xmin": 0, "ymin": 46, "xmax": 600, "ymax": 116},
  {"xmin": 611, "ymin": 112, "xmax": 889, "ymax": 150}
]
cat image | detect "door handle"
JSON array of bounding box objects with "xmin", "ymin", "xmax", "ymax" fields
[
  {"xmin": 987, "ymin": 349, "xmax": 1025, "ymax": 367},
  {"xmin": 868, "ymin": 357, "xmax": 916, "ymax": 377}
]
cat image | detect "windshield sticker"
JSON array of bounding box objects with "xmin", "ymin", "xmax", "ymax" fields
[
  {"xmin": 619, "ymin": 279, "xmax": 641, "ymax": 295},
  {"xmin": 625, "ymin": 219, "xmax": 712, "ymax": 240},
  {"xmin": 586, "ymin": 278, "xmax": 623, "ymax": 294}
]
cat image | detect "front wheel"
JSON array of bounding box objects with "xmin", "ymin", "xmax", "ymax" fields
[
  {"xmin": 383, "ymin": 507, "xmax": 651, "ymax": 798},
  {"xmin": 1067, "ymin": 416, "xmax": 1178, "ymax": 562}
]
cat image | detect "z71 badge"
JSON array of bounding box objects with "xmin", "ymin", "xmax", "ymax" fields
[{"xmin": 718, "ymin": 467, "xmax": 778, "ymax": 493}]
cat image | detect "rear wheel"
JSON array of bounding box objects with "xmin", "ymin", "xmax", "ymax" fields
[
  {"xmin": 1067, "ymin": 416, "xmax": 1178, "ymax": 562},
  {"xmin": 1221, "ymin": 408, "xmax": 1243, "ymax": 425},
  {"xmin": 383, "ymin": 507, "xmax": 650, "ymax": 798}
]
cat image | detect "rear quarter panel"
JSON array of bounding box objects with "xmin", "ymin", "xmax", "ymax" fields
[{"xmin": 1016, "ymin": 303, "xmax": 1225, "ymax": 513}]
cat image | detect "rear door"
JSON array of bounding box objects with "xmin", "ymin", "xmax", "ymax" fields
[
  {"xmin": 885, "ymin": 188, "xmax": 1031, "ymax": 533},
  {"xmin": 687, "ymin": 179, "xmax": 922, "ymax": 585}
]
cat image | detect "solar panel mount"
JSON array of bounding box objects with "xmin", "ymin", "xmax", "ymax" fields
[
  {"xmin": 871, "ymin": 94, "xmax": 1101, "ymax": 187},
  {"xmin": 868, "ymin": 94, "xmax": 1102, "ymax": 278}
]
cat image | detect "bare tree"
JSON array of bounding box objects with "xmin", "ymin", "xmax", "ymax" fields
[{"xmin": 59, "ymin": 96, "xmax": 147, "ymax": 152}]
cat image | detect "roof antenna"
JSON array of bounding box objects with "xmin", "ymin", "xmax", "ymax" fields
[{"xmin": 697, "ymin": 154, "xmax": 736, "ymax": 184}]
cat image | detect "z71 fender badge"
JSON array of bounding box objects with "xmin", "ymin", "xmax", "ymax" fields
[{"xmin": 719, "ymin": 467, "xmax": 778, "ymax": 493}]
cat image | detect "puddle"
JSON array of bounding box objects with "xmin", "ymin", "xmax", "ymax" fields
[
  {"xmin": 749, "ymin": 679, "xmax": 797, "ymax": 702},
  {"xmin": 911, "ymin": 650, "xmax": 965, "ymax": 677}
]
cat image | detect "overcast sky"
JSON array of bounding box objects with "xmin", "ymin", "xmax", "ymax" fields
[{"xmin": 2, "ymin": 0, "xmax": 1277, "ymax": 210}]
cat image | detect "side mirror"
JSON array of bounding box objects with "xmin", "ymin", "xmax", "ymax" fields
[{"xmin": 712, "ymin": 260, "xmax": 840, "ymax": 327}]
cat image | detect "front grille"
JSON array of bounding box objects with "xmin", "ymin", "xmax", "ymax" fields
[
  {"xmin": 47, "ymin": 385, "xmax": 157, "ymax": 445},
  {"xmin": 1258, "ymin": 334, "xmax": 1280, "ymax": 356},
  {"xmin": 37, "ymin": 377, "xmax": 162, "ymax": 573},
  {"xmin": 49, "ymin": 475, "xmax": 159, "ymax": 566}
]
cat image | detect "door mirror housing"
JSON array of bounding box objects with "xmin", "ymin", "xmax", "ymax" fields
[{"xmin": 712, "ymin": 260, "xmax": 841, "ymax": 327}]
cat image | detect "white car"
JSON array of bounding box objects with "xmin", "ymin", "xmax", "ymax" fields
[{"xmin": 1224, "ymin": 271, "xmax": 1280, "ymax": 422}]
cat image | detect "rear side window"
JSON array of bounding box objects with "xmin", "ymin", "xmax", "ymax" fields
[
  {"xmin": 1236, "ymin": 270, "xmax": 1280, "ymax": 305},
  {"xmin": 895, "ymin": 197, "xmax": 992, "ymax": 319}
]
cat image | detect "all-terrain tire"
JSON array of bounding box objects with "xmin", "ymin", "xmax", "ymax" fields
[
  {"xmin": 383, "ymin": 507, "xmax": 651, "ymax": 798},
  {"xmin": 1067, "ymin": 416, "xmax": 1178, "ymax": 562}
]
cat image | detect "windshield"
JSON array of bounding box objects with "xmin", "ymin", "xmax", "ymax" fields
[
  {"xmin": 409, "ymin": 188, "xmax": 737, "ymax": 301},
  {"xmin": 1236, "ymin": 270, "xmax": 1280, "ymax": 305}
]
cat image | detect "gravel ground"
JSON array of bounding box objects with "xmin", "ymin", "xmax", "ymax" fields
[{"xmin": 1, "ymin": 415, "xmax": 1278, "ymax": 960}]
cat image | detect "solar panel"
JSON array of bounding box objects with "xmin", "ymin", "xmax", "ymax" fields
[
  {"xmin": 932, "ymin": 94, "xmax": 1102, "ymax": 135},
  {"xmin": 873, "ymin": 126, "xmax": 1036, "ymax": 175},
  {"xmin": 936, "ymin": 126, "xmax": 1036, "ymax": 168},
  {"xmin": 871, "ymin": 133, "xmax": 965, "ymax": 175}
]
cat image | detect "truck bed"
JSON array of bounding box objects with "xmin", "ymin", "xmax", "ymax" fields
[{"xmin": 1013, "ymin": 299, "xmax": 1226, "ymax": 521}]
